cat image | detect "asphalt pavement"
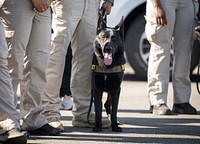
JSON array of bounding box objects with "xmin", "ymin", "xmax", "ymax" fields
[{"xmin": 26, "ymin": 64, "xmax": 200, "ymax": 144}]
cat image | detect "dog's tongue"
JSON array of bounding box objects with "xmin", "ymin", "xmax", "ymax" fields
[{"xmin": 104, "ymin": 53, "xmax": 112, "ymax": 65}]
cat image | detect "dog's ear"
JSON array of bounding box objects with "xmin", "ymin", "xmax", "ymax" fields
[
  {"xmin": 115, "ymin": 16, "xmax": 124, "ymax": 40},
  {"xmin": 115, "ymin": 16, "xmax": 124, "ymax": 31},
  {"xmin": 96, "ymin": 7, "xmax": 107, "ymax": 34}
]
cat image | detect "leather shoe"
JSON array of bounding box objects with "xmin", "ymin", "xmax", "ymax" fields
[
  {"xmin": 28, "ymin": 123, "xmax": 60, "ymax": 136},
  {"xmin": 0, "ymin": 128, "xmax": 27, "ymax": 144},
  {"xmin": 150, "ymin": 104, "xmax": 171, "ymax": 115},
  {"xmin": 172, "ymin": 103, "xmax": 197, "ymax": 114}
]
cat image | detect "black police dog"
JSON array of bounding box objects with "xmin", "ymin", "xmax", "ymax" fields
[{"xmin": 90, "ymin": 8, "xmax": 125, "ymax": 132}]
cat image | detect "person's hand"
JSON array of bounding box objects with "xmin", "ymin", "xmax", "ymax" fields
[
  {"xmin": 31, "ymin": 0, "xmax": 53, "ymax": 13},
  {"xmin": 102, "ymin": 1, "xmax": 113, "ymax": 15},
  {"xmin": 195, "ymin": 25, "xmax": 200, "ymax": 31},
  {"xmin": 195, "ymin": 25, "xmax": 200, "ymax": 40},
  {"xmin": 153, "ymin": 5, "xmax": 167, "ymax": 26}
]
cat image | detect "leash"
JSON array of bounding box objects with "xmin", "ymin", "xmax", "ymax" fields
[
  {"xmin": 196, "ymin": 59, "xmax": 200, "ymax": 94},
  {"xmin": 87, "ymin": 7, "xmax": 107, "ymax": 125},
  {"xmin": 194, "ymin": 1, "xmax": 200, "ymax": 95},
  {"xmin": 87, "ymin": 87, "xmax": 94, "ymax": 125}
]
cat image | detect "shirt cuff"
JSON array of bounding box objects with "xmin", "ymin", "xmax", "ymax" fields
[{"xmin": 104, "ymin": 0, "xmax": 114, "ymax": 6}]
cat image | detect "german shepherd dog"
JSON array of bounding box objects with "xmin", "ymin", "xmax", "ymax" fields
[{"xmin": 89, "ymin": 8, "xmax": 126, "ymax": 132}]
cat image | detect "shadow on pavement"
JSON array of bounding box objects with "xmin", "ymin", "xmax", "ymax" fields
[
  {"xmin": 124, "ymin": 73, "xmax": 200, "ymax": 83},
  {"xmin": 28, "ymin": 112, "xmax": 200, "ymax": 144}
]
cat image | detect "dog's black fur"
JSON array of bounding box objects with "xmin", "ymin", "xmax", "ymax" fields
[{"xmin": 90, "ymin": 8, "xmax": 125, "ymax": 132}]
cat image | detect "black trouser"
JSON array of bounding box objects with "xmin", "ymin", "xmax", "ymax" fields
[{"xmin": 60, "ymin": 44, "xmax": 72, "ymax": 97}]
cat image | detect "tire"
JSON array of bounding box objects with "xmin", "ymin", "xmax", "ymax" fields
[
  {"xmin": 125, "ymin": 13, "xmax": 148, "ymax": 80},
  {"xmin": 125, "ymin": 13, "xmax": 200, "ymax": 80}
]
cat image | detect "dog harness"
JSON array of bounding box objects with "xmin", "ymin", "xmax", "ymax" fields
[{"xmin": 91, "ymin": 64, "xmax": 125, "ymax": 73}]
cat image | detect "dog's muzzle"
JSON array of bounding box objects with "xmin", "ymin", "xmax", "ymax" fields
[
  {"xmin": 104, "ymin": 43, "xmax": 114, "ymax": 66},
  {"xmin": 104, "ymin": 53, "xmax": 112, "ymax": 66}
]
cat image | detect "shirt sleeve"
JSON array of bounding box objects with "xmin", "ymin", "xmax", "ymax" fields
[{"xmin": 104, "ymin": 0, "xmax": 114, "ymax": 5}]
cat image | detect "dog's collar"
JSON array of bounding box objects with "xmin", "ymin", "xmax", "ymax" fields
[{"xmin": 91, "ymin": 64, "xmax": 125, "ymax": 73}]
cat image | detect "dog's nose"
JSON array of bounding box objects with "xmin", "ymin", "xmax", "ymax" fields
[{"xmin": 104, "ymin": 43, "xmax": 113, "ymax": 53}]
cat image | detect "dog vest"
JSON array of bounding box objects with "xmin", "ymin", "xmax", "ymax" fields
[{"xmin": 91, "ymin": 64, "xmax": 125, "ymax": 73}]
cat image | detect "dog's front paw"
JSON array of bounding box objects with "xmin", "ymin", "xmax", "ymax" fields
[
  {"xmin": 93, "ymin": 126, "xmax": 102, "ymax": 132},
  {"xmin": 111, "ymin": 123, "xmax": 122, "ymax": 132}
]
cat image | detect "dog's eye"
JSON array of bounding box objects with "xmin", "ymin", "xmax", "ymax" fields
[
  {"xmin": 111, "ymin": 36, "xmax": 117, "ymax": 41},
  {"xmin": 102, "ymin": 34, "xmax": 108, "ymax": 39}
]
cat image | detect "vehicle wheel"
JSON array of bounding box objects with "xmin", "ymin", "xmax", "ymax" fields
[
  {"xmin": 125, "ymin": 13, "xmax": 200, "ymax": 80},
  {"xmin": 125, "ymin": 13, "xmax": 148, "ymax": 80}
]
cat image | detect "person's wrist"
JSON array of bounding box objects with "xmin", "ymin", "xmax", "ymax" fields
[{"xmin": 104, "ymin": 0, "xmax": 113, "ymax": 6}]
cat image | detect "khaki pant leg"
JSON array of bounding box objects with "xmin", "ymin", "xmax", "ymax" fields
[
  {"xmin": 0, "ymin": 20, "xmax": 21, "ymax": 129},
  {"xmin": 20, "ymin": 11, "xmax": 52, "ymax": 130},
  {"xmin": 0, "ymin": 0, "xmax": 5, "ymax": 8},
  {"xmin": 2, "ymin": 0, "xmax": 33, "ymax": 107},
  {"xmin": 0, "ymin": 118, "xmax": 15, "ymax": 134},
  {"xmin": 146, "ymin": 0, "xmax": 197, "ymax": 105},
  {"xmin": 145, "ymin": 0, "xmax": 175, "ymax": 105},
  {"xmin": 172, "ymin": 0, "xmax": 198, "ymax": 103},
  {"xmin": 2, "ymin": 0, "xmax": 51, "ymax": 130},
  {"xmin": 43, "ymin": 0, "xmax": 81, "ymax": 121},
  {"xmin": 71, "ymin": 0, "xmax": 99, "ymax": 121}
]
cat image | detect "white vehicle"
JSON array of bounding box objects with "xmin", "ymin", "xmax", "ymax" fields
[{"xmin": 105, "ymin": 0, "xmax": 200, "ymax": 80}]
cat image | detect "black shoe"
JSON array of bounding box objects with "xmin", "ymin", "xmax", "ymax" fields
[
  {"xmin": 0, "ymin": 128, "xmax": 27, "ymax": 144},
  {"xmin": 151, "ymin": 104, "xmax": 171, "ymax": 115},
  {"xmin": 172, "ymin": 103, "xmax": 197, "ymax": 114},
  {"xmin": 28, "ymin": 123, "xmax": 60, "ymax": 136}
]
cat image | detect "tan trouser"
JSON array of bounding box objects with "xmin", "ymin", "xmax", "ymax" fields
[
  {"xmin": 0, "ymin": 19, "xmax": 21, "ymax": 132},
  {"xmin": 0, "ymin": 0, "xmax": 4, "ymax": 8},
  {"xmin": 43, "ymin": 0, "xmax": 100, "ymax": 122},
  {"xmin": 1, "ymin": 0, "xmax": 51, "ymax": 130},
  {"xmin": 145, "ymin": 0, "xmax": 199, "ymax": 105},
  {"xmin": 0, "ymin": 118, "xmax": 15, "ymax": 134}
]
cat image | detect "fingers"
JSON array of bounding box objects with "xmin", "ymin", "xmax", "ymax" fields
[
  {"xmin": 31, "ymin": 0, "xmax": 51, "ymax": 13},
  {"xmin": 154, "ymin": 6, "xmax": 167, "ymax": 26},
  {"xmin": 34, "ymin": 5, "xmax": 49, "ymax": 13},
  {"xmin": 105, "ymin": 8, "xmax": 111, "ymax": 15},
  {"xmin": 102, "ymin": 1, "xmax": 113, "ymax": 15},
  {"xmin": 156, "ymin": 16, "xmax": 167, "ymax": 26},
  {"xmin": 195, "ymin": 25, "xmax": 200, "ymax": 31}
]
